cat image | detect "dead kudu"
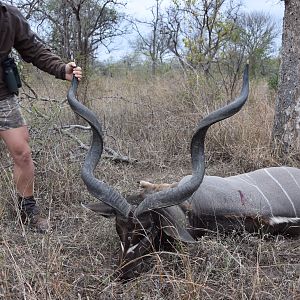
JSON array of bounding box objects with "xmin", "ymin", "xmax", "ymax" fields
[{"xmin": 67, "ymin": 65, "xmax": 300, "ymax": 280}]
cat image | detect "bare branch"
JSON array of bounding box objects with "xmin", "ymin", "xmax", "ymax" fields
[{"xmin": 53, "ymin": 125, "xmax": 137, "ymax": 164}]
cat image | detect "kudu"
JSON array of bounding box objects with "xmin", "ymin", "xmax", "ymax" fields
[{"xmin": 67, "ymin": 65, "xmax": 300, "ymax": 280}]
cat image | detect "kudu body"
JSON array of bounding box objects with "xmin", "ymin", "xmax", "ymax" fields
[
  {"xmin": 67, "ymin": 65, "xmax": 300, "ymax": 280},
  {"xmin": 165, "ymin": 166, "xmax": 300, "ymax": 236}
]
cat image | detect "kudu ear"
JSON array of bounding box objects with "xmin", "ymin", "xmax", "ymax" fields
[
  {"xmin": 161, "ymin": 220, "xmax": 195, "ymax": 243},
  {"xmin": 81, "ymin": 202, "xmax": 117, "ymax": 218},
  {"xmin": 158, "ymin": 207, "xmax": 195, "ymax": 243}
]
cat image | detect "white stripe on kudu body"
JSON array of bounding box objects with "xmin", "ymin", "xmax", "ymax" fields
[
  {"xmin": 264, "ymin": 168, "xmax": 298, "ymax": 217},
  {"xmin": 284, "ymin": 166, "xmax": 300, "ymax": 191},
  {"xmin": 238, "ymin": 175, "xmax": 275, "ymax": 217}
]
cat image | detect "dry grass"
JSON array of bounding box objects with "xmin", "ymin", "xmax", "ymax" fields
[{"xmin": 0, "ymin": 68, "xmax": 299, "ymax": 299}]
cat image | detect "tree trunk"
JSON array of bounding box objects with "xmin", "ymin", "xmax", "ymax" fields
[{"xmin": 272, "ymin": 0, "xmax": 300, "ymax": 155}]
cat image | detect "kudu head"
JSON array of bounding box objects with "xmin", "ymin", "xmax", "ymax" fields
[{"xmin": 67, "ymin": 65, "xmax": 249, "ymax": 280}]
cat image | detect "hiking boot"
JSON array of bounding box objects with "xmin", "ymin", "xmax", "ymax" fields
[{"xmin": 18, "ymin": 196, "xmax": 49, "ymax": 233}]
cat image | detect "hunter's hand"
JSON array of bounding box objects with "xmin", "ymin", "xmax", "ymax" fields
[{"xmin": 65, "ymin": 62, "xmax": 82, "ymax": 81}]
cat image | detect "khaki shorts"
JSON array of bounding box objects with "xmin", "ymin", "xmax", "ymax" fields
[{"xmin": 0, "ymin": 95, "xmax": 27, "ymax": 130}]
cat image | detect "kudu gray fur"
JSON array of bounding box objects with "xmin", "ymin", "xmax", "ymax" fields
[{"xmin": 67, "ymin": 65, "xmax": 300, "ymax": 280}]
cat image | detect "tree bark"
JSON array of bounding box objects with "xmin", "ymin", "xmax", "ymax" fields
[{"xmin": 272, "ymin": 0, "xmax": 300, "ymax": 154}]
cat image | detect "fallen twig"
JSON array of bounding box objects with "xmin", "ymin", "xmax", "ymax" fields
[
  {"xmin": 53, "ymin": 125, "xmax": 137, "ymax": 164},
  {"xmin": 21, "ymin": 93, "xmax": 60, "ymax": 103},
  {"xmin": 61, "ymin": 124, "xmax": 91, "ymax": 131}
]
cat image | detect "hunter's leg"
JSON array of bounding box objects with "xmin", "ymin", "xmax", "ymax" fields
[
  {"xmin": 0, "ymin": 126, "xmax": 48, "ymax": 232},
  {"xmin": 0, "ymin": 126, "xmax": 34, "ymax": 197}
]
